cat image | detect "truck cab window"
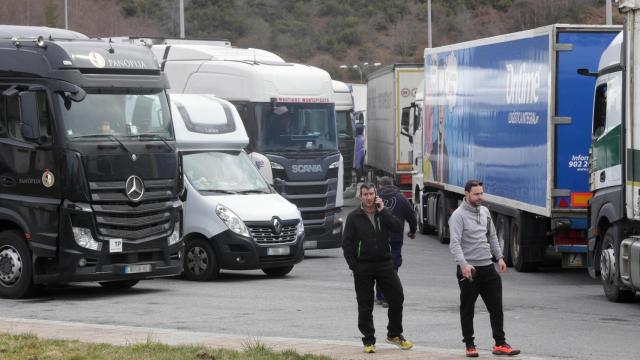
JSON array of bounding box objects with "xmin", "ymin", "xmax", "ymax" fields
[
  {"xmin": 1, "ymin": 90, "xmax": 52, "ymax": 141},
  {"xmin": 593, "ymin": 84, "xmax": 607, "ymax": 138}
]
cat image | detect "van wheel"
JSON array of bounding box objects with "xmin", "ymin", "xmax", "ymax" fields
[
  {"xmin": 99, "ymin": 280, "xmax": 139, "ymax": 290},
  {"xmin": 496, "ymin": 215, "xmax": 512, "ymax": 267},
  {"xmin": 436, "ymin": 193, "xmax": 449, "ymax": 244},
  {"xmin": 262, "ymin": 266, "xmax": 293, "ymax": 277},
  {"xmin": 184, "ymin": 238, "xmax": 219, "ymax": 281},
  {"xmin": 600, "ymin": 227, "xmax": 636, "ymax": 302},
  {"xmin": 0, "ymin": 230, "xmax": 36, "ymax": 299}
]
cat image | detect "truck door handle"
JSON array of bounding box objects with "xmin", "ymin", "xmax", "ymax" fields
[
  {"xmin": 1, "ymin": 176, "xmax": 16, "ymax": 187},
  {"xmin": 600, "ymin": 171, "xmax": 606, "ymax": 183}
]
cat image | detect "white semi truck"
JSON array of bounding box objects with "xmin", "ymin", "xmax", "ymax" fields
[
  {"xmin": 333, "ymin": 80, "xmax": 355, "ymax": 189},
  {"xmin": 145, "ymin": 40, "xmax": 343, "ymax": 250}
]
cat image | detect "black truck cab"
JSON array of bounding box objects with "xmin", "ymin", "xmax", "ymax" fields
[{"xmin": 0, "ymin": 26, "xmax": 183, "ymax": 298}]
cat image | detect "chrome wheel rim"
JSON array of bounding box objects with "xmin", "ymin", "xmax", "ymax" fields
[
  {"xmin": 0, "ymin": 245, "xmax": 22, "ymax": 285},
  {"xmin": 600, "ymin": 246, "xmax": 615, "ymax": 283}
]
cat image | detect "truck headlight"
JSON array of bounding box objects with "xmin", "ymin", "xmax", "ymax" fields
[
  {"xmin": 216, "ymin": 204, "xmax": 250, "ymax": 237},
  {"xmin": 168, "ymin": 222, "xmax": 181, "ymax": 246},
  {"xmin": 329, "ymin": 161, "xmax": 340, "ymax": 169},
  {"xmin": 72, "ymin": 227, "xmax": 101, "ymax": 251},
  {"xmin": 297, "ymin": 219, "xmax": 304, "ymax": 236},
  {"xmin": 271, "ymin": 162, "xmax": 284, "ymax": 170}
]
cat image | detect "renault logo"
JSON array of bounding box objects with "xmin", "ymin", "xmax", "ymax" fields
[
  {"xmin": 272, "ymin": 218, "xmax": 282, "ymax": 235},
  {"xmin": 125, "ymin": 175, "xmax": 144, "ymax": 202}
]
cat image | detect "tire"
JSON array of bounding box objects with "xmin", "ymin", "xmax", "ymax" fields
[
  {"xmin": 262, "ymin": 265, "xmax": 294, "ymax": 277},
  {"xmin": 496, "ymin": 215, "xmax": 512, "ymax": 267},
  {"xmin": 600, "ymin": 227, "xmax": 636, "ymax": 302},
  {"xmin": 510, "ymin": 220, "xmax": 535, "ymax": 272},
  {"xmin": 0, "ymin": 230, "xmax": 36, "ymax": 299},
  {"xmin": 99, "ymin": 280, "xmax": 139, "ymax": 290},
  {"xmin": 436, "ymin": 193, "xmax": 449, "ymax": 244},
  {"xmin": 416, "ymin": 202, "xmax": 435, "ymax": 235},
  {"xmin": 184, "ymin": 238, "xmax": 220, "ymax": 281}
]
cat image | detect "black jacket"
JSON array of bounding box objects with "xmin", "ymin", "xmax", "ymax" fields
[
  {"xmin": 342, "ymin": 206, "xmax": 404, "ymax": 270},
  {"xmin": 378, "ymin": 185, "xmax": 417, "ymax": 243}
]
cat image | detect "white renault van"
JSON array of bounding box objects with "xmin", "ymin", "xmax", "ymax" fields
[{"xmin": 171, "ymin": 94, "xmax": 304, "ymax": 280}]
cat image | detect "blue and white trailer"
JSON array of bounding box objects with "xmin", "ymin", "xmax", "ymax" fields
[{"xmin": 409, "ymin": 24, "xmax": 620, "ymax": 272}]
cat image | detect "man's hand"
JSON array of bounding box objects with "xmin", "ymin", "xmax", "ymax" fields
[
  {"xmin": 462, "ymin": 263, "xmax": 475, "ymax": 280},
  {"xmin": 407, "ymin": 232, "xmax": 416, "ymax": 239},
  {"xmin": 498, "ymin": 258, "xmax": 507, "ymax": 272},
  {"xmin": 375, "ymin": 196, "xmax": 385, "ymax": 211}
]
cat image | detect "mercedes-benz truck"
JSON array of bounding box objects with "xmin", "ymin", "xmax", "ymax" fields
[
  {"xmin": 145, "ymin": 40, "xmax": 343, "ymax": 250},
  {"xmin": 0, "ymin": 26, "xmax": 183, "ymax": 298}
]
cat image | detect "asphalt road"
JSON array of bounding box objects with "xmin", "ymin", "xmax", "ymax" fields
[{"xmin": 1, "ymin": 197, "xmax": 639, "ymax": 359}]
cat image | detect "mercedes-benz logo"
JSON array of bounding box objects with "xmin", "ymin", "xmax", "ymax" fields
[
  {"xmin": 125, "ymin": 175, "xmax": 144, "ymax": 202},
  {"xmin": 272, "ymin": 218, "xmax": 282, "ymax": 235}
]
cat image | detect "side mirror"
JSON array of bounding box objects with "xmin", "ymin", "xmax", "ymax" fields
[
  {"xmin": 19, "ymin": 91, "xmax": 41, "ymax": 141},
  {"xmin": 400, "ymin": 107, "xmax": 411, "ymax": 135}
]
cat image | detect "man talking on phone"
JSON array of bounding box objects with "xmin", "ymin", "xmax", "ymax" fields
[{"xmin": 342, "ymin": 182, "xmax": 414, "ymax": 353}]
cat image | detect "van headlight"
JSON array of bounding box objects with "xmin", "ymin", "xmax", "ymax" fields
[
  {"xmin": 72, "ymin": 227, "xmax": 101, "ymax": 251},
  {"xmin": 271, "ymin": 162, "xmax": 284, "ymax": 170},
  {"xmin": 297, "ymin": 219, "xmax": 304, "ymax": 236},
  {"xmin": 329, "ymin": 161, "xmax": 340, "ymax": 169},
  {"xmin": 216, "ymin": 204, "xmax": 250, "ymax": 237},
  {"xmin": 168, "ymin": 222, "xmax": 181, "ymax": 246}
]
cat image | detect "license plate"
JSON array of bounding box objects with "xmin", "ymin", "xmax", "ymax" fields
[
  {"xmin": 304, "ymin": 240, "xmax": 317, "ymax": 249},
  {"xmin": 267, "ymin": 247, "xmax": 290, "ymax": 256},
  {"xmin": 109, "ymin": 238, "xmax": 123, "ymax": 253},
  {"xmin": 123, "ymin": 264, "xmax": 152, "ymax": 274}
]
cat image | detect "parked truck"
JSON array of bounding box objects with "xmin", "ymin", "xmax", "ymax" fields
[
  {"xmin": 366, "ymin": 64, "xmax": 423, "ymax": 198},
  {"xmin": 141, "ymin": 40, "xmax": 343, "ymax": 250},
  {"xmin": 0, "ymin": 26, "xmax": 183, "ymax": 298},
  {"xmin": 584, "ymin": 0, "xmax": 640, "ymax": 301},
  {"xmin": 333, "ymin": 80, "xmax": 355, "ymax": 190},
  {"xmin": 409, "ymin": 24, "xmax": 620, "ymax": 272},
  {"xmin": 171, "ymin": 94, "xmax": 304, "ymax": 280}
]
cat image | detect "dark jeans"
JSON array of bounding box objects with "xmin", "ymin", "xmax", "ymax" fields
[
  {"xmin": 354, "ymin": 260, "xmax": 404, "ymax": 345},
  {"xmin": 376, "ymin": 242, "xmax": 402, "ymax": 302},
  {"xmin": 456, "ymin": 264, "xmax": 505, "ymax": 346}
]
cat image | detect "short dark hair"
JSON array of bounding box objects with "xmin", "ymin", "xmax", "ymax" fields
[
  {"xmin": 464, "ymin": 179, "xmax": 483, "ymax": 192},
  {"xmin": 360, "ymin": 182, "xmax": 376, "ymax": 195}
]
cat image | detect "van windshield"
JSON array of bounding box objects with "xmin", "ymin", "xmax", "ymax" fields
[
  {"xmin": 254, "ymin": 102, "xmax": 338, "ymax": 152},
  {"xmin": 58, "ymin": 90, "xmax": 173, "ymax": 140},
  {"xmin": 183, "ymin": 151, "xmax": 270, "ymax": 193}
]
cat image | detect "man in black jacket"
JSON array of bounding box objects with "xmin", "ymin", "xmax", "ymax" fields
[
  {"xmin": 375, "ymin": 176, "xmax": 417, "ymax": 306},
  {"xmin": 342, "ymin": 182, "xmax": 414, "ymax": 353}
]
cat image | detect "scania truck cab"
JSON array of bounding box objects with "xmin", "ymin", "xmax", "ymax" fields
[
  {"xmin": 0, "ymin": 26, "xmax": 183, "ymax": 298},
  {"xmin": 171, "ymin": 94, "xmax": 304, "ymax": 280},
  {"xmin": 333, "ymin": 80, "xmax": 355, "ymax": 190},
  {"xmin": 145, "ymin": 40, "xmax": 344, "ymax": 250}
]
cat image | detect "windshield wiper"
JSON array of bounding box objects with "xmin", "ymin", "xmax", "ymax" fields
[
  {"xmin": 201, "ymin": 189, "xmax": 238, "ymax": 194},
  {"xmin": 237, "ymin": 189, "xmax": 270, "ymax": 194},
  {"xmin": 133, "ymin": 133, "xmax": 174, "ymax": 152},
  {"xmin": 70, "ymin": 134, "xmax": 134, "ymax": 158}
]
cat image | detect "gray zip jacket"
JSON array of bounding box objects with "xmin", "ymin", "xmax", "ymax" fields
[{"xmin": 449, "ymin": 199, "xmax": 503, "ymax": 267}]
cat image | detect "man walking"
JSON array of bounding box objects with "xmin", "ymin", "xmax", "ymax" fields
[
  {"xmin": 375, "ymin": 176, "xmax": 417, "ymax": 307},
  {"xmin": 342, "ymin": 183, "xmax": 414, "ymax": 353},
  {"xmin": 449, "ymin": 179, "xmax": 520, "ymax": 357}
]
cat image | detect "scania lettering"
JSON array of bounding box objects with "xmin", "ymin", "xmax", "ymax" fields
[{"xmin": 0, "ymin": 26, "xmax": 183, "ymax": 298}]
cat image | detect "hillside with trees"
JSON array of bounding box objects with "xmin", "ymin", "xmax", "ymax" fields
[{"xmin": 0, "ymin": 0, "xmax": 622, "ymax": 81}]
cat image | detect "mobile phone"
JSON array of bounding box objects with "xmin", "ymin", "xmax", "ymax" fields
[{"xmin": 375, "ymin": 196, "xmax": 382, "ymax": 210}]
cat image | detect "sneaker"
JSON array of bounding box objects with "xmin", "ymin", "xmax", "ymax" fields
[
  {"xmin": 363, "ymin": 344, "xmax": 376, "ymax": 353},
  {"xmin": 385, "ymin": 335, "xmax": 414, "ymax": 350},
  {"xmin": 465, "ymin": 345, "xmax": 479, "ymax": 357},
  {"xmin": 492, "ymin": 343, "xmax": 520, "ymax": 356}
]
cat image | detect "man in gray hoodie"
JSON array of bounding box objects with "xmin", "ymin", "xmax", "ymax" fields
[{"xmin": 449, "ymin": 179, "xmax": 520, "ymax": 358}]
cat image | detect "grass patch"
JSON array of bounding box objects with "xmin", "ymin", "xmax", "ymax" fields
[{"xmin": 0, "ymin": 333, "xmax": 333, "ymax": 360}]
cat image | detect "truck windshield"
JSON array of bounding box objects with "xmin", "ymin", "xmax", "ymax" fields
[
  {"xmin": 58, "ymin": 90, "xmax": 173, "ymax": 140},
  {"xmin": 183, "ymin": 151, "xmax": 271, "ymax": 194},
  {"xmin": 254, "ymin": 103, "xmax": 338, "ymax": 152},
  {"xmin": 336, "ymin": 110, "xmax": 354, "ymax": 140}
]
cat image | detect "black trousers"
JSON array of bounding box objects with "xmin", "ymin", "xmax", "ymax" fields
[
  {"xmin": 354, "ymin": 260, "xmax": 404, "ymax": 345},
  {"xmin": 456, "ymin": 264, "xmax": 505, "ymax": 346}
]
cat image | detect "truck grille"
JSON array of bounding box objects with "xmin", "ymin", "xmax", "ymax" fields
[
  {"xmin": 289, "ymin": 197, "xmax": 327, "ymax": 209},
  {"xmin": 248, "ymin": 225, "xmax": 297, "ymax": 245},
  {"xmin": 90, "ymin": 179, "xmax": 175, "ymax": 240}
]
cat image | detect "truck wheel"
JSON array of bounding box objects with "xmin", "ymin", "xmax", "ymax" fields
[
  {"xmin": 510, "ymin": 220, "xmax": 535, "ymax": 272},
  {"xmin": 184, "ymin": 238, "xmax": 220, "ymax": 281},
  {"xmin": 262, "ymin": 265, "xmax": 293, "ymax": 277},
  {"xmin": 99, "ymin": 280, "xmax": 139, "ymax": 290},
  {"xmin": 0, "ymin": 230, "xmax": 36, "ymax": 299},
  {"xmin": 416, "ymin": 202, "xmax": 435, "ymax": 235},
  {"xmin": 437, "ymin": 193, "xmax": 449, "ymax": 244},
  {"xmin": 496, "ymin": 215, "xmax": 512, "ymax": 267},
  {"xmin": 600, "ymin": 228, "xmax": 636, "ymax": 302}
]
